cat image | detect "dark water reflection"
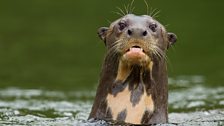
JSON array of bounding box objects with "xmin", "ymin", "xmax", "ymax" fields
[{"xmin": 0, "ymin": 0, "xmax": 224, "ymax": 90}]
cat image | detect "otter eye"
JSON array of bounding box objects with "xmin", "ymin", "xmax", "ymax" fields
[
  {"xmin": 149, "ymin": 23, "xmax": 157, "ymax": 32},
  {"xmin": 118, "ymin": 22, "xmax": 127, "ymax": 31}
]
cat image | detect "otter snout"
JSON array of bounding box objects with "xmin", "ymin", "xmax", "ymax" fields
[{"xmin": 127, "ymin": 27, "xmax": 148, "ymax": 38}]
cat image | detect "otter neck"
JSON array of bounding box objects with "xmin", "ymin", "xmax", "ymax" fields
[
  {"xmin": 110, "ymin": 59, "xmax": 153, "ymax": 96},
  {"xmin": 115, "ymin": 59, "xmax": 153, "ymax": 84}
]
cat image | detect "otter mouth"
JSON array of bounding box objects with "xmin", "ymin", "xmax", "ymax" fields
[
  {"xmin": 122, "ymin": 45, "xmax": 150, "ymax": 65},
  {"xmin": 125, "ymin": 46, "xmax": 146, "ymax": 57},
  {"xmin": 126, "ymin": 46, "xmax": 145, "ymax": 53}
]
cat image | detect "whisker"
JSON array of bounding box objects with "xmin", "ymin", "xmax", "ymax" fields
[
  {"xmin": 149, "ymin": 45, "xmax": 160, "ymax": 59},
  {"xmin": 106, "ymin": 48, "xmax": 119, "ymax": 65},
  {"xmin": 108, "ymin": 39, "xmax": 124, "ymax": 58},
  {"xmin": 110, "ymin": 39, "xmax": 123, "ymax": 47},
  {"xmin": 152, "ymin": 10, "xmax": 161, "ymax": 18},
  {"xmin": 164, "ymin": 24, "xmax": 170, "ymax": 28},
  {"xmin": 124, "ymin": 4, "xmax": 130, "ymax": 14},
  {"xmin": 116, "ymin": 7, "xmax": 126, "ymax": 16},
  {"xmin": 170, "ymin": 44, "xmax": 176, "ymax": 52},
  {"xmin": 131, "ymin": 7, "xmax": 135, "ymax": 14},
  {"xmin": 156, "ymin": 47, "xmax": 167, "ymax": 61},
  {"xmin": 130, "ymin": 0, "xmax": 135, "ymax": 14},
  {"xmin": 106, "ymin": 19, "xmax": 111, "ymax": 24},
  {"xmin": 112, "ymin": 11, "xmax": 123, "ymax": 17},
  {"xmin": 143, "ymin": 0, "xmax": 149, "ymax": 15},
  {"xmin": 124, "ymin": 4, "xmax": 128, "ymax": 14},
  {"xmin": 152, "ymin": 48, "xmax": 162, "ymax": 60},
  {"xmin": 150, "ymin": 44, "xmax": 167, "ymax": 61},
  {"xmin": 150, "ymin": 8, "xmax": 157, "ymax": 17},
  {"xmin": 154, "ymin": 46, "xmax": 165, "ymax": 56},
  {"xmin": 127, "ymin": 4, "xmax": 130, "ymax": 14},
  {"xmin": 107, "ymin": 48, "xmax": 118, "ymax": 61}
]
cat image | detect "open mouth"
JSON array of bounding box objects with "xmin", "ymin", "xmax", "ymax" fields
[
  {"xmin": 122, "ymin": 45, "xmax": 151, "ymax": 66},
  {"xmin": 125, "ymin": 46, "xmax": 145, "ymax": 54},
  {"xmin": 124, "ymin": 46, "xmax": 146, "ymax": 60}
]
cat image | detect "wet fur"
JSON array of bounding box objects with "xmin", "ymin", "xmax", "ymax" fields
[
  {"xmin": 89, "ymin": 14, "xmax": 176, "ymax": 124},
  {"xmin": 89, "ymin": 41, "xmax": 167, "ymax": 124},
  {"xmin": 89, "ymin": 52, "xmax": 168, "ymax": 124}
]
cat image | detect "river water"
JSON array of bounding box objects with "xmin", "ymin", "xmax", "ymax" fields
[{"xmin": 0, "ymin": 76, "xmax": 223, "ymax": 125}]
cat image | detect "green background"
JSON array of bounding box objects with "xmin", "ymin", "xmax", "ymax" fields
[{"xmin": 0, "ymin": 0, "xmax": 223, "ymax": 90}]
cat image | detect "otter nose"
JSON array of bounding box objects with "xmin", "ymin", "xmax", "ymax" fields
[{"xmin": 127, "ymin": 28, "xmax": 148, "ymax": 37}]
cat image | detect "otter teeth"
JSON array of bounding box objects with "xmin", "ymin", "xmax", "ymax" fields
[{"xmin": 130, "ymin": 47, "xmax": 143, "ymax": 51}]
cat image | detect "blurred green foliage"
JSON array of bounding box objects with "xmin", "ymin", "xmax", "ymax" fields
[{"xmin": 0, "ymin": 0, "xmax": 223, "ymax": 90}]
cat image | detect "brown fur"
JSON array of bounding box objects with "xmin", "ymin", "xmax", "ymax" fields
[{"xmin": 89, "ymin": 14, "xmax": 177, "ymax": 124}]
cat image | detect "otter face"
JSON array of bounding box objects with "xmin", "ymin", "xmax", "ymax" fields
[{"xmin": 98, "ymin": 14, "xmax": 177, "ymax": 67}]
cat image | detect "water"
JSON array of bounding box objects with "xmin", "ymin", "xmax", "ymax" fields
[
  {"xmin": 0, "ymin": 0, "xmax": 224, "ymax": 125},
  {"xmin": 0, "ymin": 76, "xmax": 223, "ymax": 125}
]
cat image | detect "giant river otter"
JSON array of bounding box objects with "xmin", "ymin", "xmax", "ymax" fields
[{"xmin": 89, "ymin": 13, "xmax": 177, "ymax": 124}]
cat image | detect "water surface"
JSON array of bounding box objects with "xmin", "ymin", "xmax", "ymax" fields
[{"xmin": 0, "ymin": 76, "xmax": 223, "ymax": 125}]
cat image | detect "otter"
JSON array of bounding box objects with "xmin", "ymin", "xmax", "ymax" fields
[{"xmin": 89, "ymin": 14, "xmax": 177, "ymax": 125}]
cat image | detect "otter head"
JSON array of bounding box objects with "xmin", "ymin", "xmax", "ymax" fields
[{"xmin": 98, "ymin": 14, "xmax": 177, "ymax": 84}]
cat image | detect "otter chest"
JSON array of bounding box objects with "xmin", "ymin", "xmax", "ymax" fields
[{"xmin": 106, "ymin": 86, "xmax": 154, "ymax": 124}]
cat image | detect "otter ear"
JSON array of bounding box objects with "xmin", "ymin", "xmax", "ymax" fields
[
  {"xmin": 97, "ymin": 27, "xmax": 109, "ymax": 44},
  {"xmin": 167, "ymin": 32, "xmax": 177, "ymax": 49}
]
